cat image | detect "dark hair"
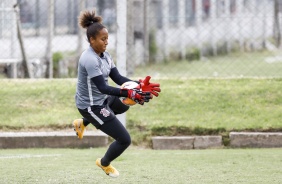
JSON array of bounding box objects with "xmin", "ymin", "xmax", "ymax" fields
[{"xmin": 78, "ymin": 9, "xmax": 105, "ymax": 42}]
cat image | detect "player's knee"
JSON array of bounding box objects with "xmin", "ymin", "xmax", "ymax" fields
[
  {"xmin": 121, "ymin": 134, "xmax": 131, "ymax": 148},
  {"xmin": 108, "ymin": 96, "xmax": 130, "ymax": 114},
  {"xmin": 114, "ymin": 104, "xmax": 130, "ymax": 115}
]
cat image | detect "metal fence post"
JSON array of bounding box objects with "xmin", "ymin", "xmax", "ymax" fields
[
  {"xmin": 116, "ymin": 0, "xmax": 127, "ymax": 127},
  {"xmin": 179, "ymin": 0, "xmax": 186, "ymax": 60},
  {"xmin": 210, "ymin": 0, "xmax": 217, "ymax": 56},
  {"xmin": 46, "ymin": 0, "xmax": 54, "ymax": 78},
  {"xmin": 77, "ymin": 0, "xmax": 85, "ymax": 62},
  {"xmin": 143, "ymin": 0, "xmax": 150, "ymax": 64},
  {"xmin": 195, "ymin": 0, "xmax": 203, "ymax": 60},
  {"xmin": 162, "ymin": 0, "xmax": 169, "ymax": 62}
]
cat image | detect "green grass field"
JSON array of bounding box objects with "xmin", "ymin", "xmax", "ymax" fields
[
  {"xmin": 1, "ymin": 78, "xmax": 282, "ymax": 130},
  {"xmin": 132, "ymin": 51, "xmax": 282, "ymax": 78},
  {"xmin": 0, "ymin": 49, "xmax": 281, "ymax": 184},
  {"xmin": 0, "ymin": 51, "xmax": 282, "ymax": 146},
  {"xmin": 0, "ymin": 148, "xmax": 281, "ymax": 184},
  {"xmin": 0, "ymin": 78, "xmax": 282, "ymax": 146}
]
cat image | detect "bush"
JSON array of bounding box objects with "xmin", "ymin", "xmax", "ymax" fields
[
  {"xmin": 52, "ymin": 52, "xmax": 63, "ymax": 78},
  {"xmin": 149, "ymin": 30, "xmax": 158, "ymax": 63}
]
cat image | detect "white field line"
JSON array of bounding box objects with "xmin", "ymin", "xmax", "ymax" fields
[{"xmin": 0, "ymin": 154, "xmax": 62, "ymax": 159}]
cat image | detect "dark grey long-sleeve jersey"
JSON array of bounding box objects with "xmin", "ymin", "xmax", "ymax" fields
[{"xmin": 75, "ymin": 46, "xmax": 116, "ymax": 109}]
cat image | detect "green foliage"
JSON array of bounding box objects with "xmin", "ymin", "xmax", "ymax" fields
[
  {"xmin": 53, "ymin": 52, "xmax": 64, "ymax": 64},
  {"xmin": 186, "ymin": 47, "xmax": 200, "ymax": 61},
  {"xmin": 149, "ymin": 30, "xmax": 158, "ymax": 63},
  {"xmin": 52, "ymin": 52, "xmax": 64, "ymax": 78}
]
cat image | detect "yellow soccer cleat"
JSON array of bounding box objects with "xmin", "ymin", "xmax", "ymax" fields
[
  {"xmin": 72, "ymin": 119, "xmax": 85, "ymax": 139},
  {"xmin": 96, "ymin": 158, "xmax": 119, "ymax": 178}
]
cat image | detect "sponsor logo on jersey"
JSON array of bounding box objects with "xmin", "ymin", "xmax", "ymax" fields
[{"xmin": 100, "ymin": 108, "xmax": 110, "ymax": 117}]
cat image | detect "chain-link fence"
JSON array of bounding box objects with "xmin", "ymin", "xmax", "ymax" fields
[{"xmin": 0, "ymin": 0, "xmax": 282, "ymax": 78}]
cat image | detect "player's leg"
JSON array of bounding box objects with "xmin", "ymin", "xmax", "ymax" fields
[
  {"xmin": 99, "ymin": 117, "xmax": 131, "ymax": 165},
  {"xmin": 96, "ymin": 117, "xmax": 131, "ymax": 177},
  {"xmin": 77, "ymin": 106, "xmax": 130, "ymax": 177},
  {"xmin": 73, "ymin": 96, "xmax": 128, "ymax": 139},
  {"xmin": 107, "ymin": 95, "xmax": 130, "ymax": 114}
]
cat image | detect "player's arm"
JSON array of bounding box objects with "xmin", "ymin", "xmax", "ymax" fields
[
  {"xmin": 91, "ymin": 75, "xmax": 120, "ymax": 95},
  {"xmin": 91, "ymin": 75, "xmax": 151, "ymax": 105},
  {"xmin": 108, "ymin": 68, "xmax": 160, "ymax": 98},
  {"xmin": 109, "ymin": 67, "xmax": 137, "ymax": 86}
]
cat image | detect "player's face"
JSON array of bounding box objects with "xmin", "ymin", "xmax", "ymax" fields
[{"xmin": 91, "ymin": 28, "xmax": 108, "ymax": 55}]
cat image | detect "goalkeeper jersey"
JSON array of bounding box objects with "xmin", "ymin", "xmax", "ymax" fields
[{"xmin": 75, "ymin": 46, "xmax": 115, "ymax": 109}]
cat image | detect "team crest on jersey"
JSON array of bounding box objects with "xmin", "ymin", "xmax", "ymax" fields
[{"xmin": 100, "ymin": 108, "xmax": 110, "ymax": 117}]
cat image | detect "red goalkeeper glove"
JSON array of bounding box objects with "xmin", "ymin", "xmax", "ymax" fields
[
  {"xmin": 139, "ymin": 76, "xmax": 161, "ymax": 97},
  {"xmin": 120, "ymin": 88, "xmax": 152, "ymax": 105}
]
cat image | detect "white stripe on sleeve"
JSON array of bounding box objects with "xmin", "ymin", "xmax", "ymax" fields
[{"xmin": 87, "ymin": 76, "xmax": 94, "ymax": 106}]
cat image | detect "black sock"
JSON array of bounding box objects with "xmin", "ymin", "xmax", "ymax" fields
[
  {"xmin": 101, "ymin": 157, "xmax": 110, "ymax": 167},
  {"xmin": 82, "ymin": 118, "xmax": 90, "ymax": 126}
]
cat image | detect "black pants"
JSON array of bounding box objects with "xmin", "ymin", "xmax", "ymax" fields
[{"xmin": 77, "ymin": 96, "xmax": 131, "ymax": 166}]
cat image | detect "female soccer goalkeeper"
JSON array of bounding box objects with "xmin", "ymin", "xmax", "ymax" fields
[{"xmin": 73, "ymin": 9, "xmax": 161, "ymax": 178}]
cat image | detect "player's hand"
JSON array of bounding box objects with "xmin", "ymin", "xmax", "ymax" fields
[
  {"xmin": 124, "ymin": 88, "xmax": 152, "ymax": 105},
  {"xmin": 139, "ymin": 76, "xmax": 161, "ymax": 97}
]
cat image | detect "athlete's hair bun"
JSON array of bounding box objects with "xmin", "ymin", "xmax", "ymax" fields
[{"xmin": 79, "ymin": 10, "xmax": 102, "ymax": 29}]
